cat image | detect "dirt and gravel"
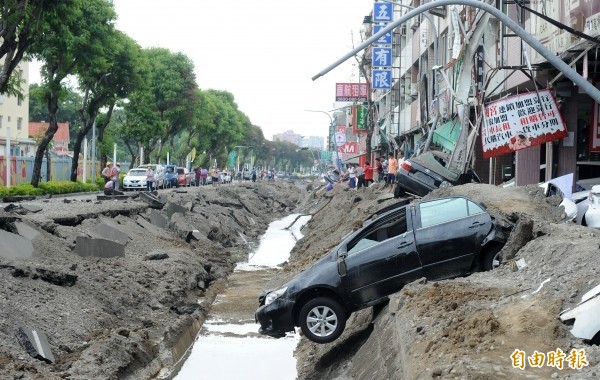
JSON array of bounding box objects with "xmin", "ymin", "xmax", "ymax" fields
[{"xmin": 0, "ymin": 179, "xmax": 599, "ymax": 379}]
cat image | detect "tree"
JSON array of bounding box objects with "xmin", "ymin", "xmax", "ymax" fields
[
  {"xmin": 28, "ymin": 0, "xmax": 117, "ymax": 187},
  {"xmin": 28, "ymin": 83, "xmax": 82, "ymax": 146},
  {"xmin": 70, "ymin": 31, "xmax": 144, "ymax": 181},
  {"xmin": 0, "ymin": 0, "xmax": 60, "ymax": 95}
]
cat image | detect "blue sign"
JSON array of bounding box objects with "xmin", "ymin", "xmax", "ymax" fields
[
  {"xmin": 373, "ymin": 24, "xmax": 392, "ymax": 45},
  {"xmin": 373, "ymin": 2, "xmax": 393, "ymax": 23},
  {"xmin": 372, "ymin": 70, "xmax": 392, "ymax": 89},
  {"xmin": 372, "ymin": 47, "xmax": 392, "ymax": 67}
]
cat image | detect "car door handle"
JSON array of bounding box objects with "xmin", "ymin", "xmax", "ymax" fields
[
  {"xmin": 469, "ymin": 222, "xmax": 485, "ymax": 228},
  {"xmin": 397, "ymin": 241, "xmax": 411, "ymax": 249}
]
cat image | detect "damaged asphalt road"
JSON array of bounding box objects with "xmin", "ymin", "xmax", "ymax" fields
[
  {"xmin": 0, "ymin": 181, "xmax": 308, "ymax": 379},
  {"xmin": 0, "ymin": 180, "xmax": 599, "ymax": 379}
]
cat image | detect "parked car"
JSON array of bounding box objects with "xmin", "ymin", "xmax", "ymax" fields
[
  {"xmin": 176, "ymin": 167, "xmax": 191, "ymax": 187},
  {"xmin": 122, "ymin": 168, "xmax": 148, "ymax": 191},
  {"xmin": 395, "ymin": 150, "xmax": 480, "ymax": 197},
  {"xmin": 242, "ymin": 170, "xmax": 252, "ymax": 180},
  {"xmin": 164, "ymin": 165, "xmax": 178, "ymax": 188},
  {"xmin": 573, "ymin": 185, "xmax": 600, "ymax": 227},
  {"xmin": 560, "ymin": 283, "xmax": 600, "ymax": 345},
  {"xmin": 255, "ymin": 196, "xmax": 506, "ymax": 343},
  {"xmin": 137, "ymin": 164, "xmax": 165, "ymax": 189}
]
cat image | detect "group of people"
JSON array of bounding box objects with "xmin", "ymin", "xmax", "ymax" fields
[
  {"xmin": 336, "ymin": 150, "xmax": 405, "ymax": 191},
  {"xmin": 101, "ymin": 162, "xmax": 122, "ymax": 195}
]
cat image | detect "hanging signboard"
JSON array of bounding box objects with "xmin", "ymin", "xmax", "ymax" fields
[
  {"xmin": 335, "ymin": 83, "xmax": 368, "ymax": 102},
  {"xmin": 352, "ymin": 105, "xmax": 368, "ymax": 134},
  {"xmin": 481, "ymin": 89, "xmax": 567, "ymax": 159}
]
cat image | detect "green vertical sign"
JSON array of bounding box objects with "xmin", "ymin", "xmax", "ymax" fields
[{"xmin": 356, "ymin": 106, "xmax": 367, "ymax": 131}]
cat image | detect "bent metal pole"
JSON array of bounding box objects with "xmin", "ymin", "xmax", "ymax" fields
[{"xmin": 311, "ymin": 0, "xmax": 600, "ymax": 105}]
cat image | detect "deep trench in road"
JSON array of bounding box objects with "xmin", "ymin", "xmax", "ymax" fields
[{"xmin": 174, "ymin": 214, "xmax": 311, "ymax": 379}]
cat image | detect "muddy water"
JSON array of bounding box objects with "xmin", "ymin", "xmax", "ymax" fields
[{"xmin": 175, "ymin": 214, "xmax": 311, "ymax": 380}]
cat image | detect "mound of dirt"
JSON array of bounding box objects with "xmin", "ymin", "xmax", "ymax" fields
[{"xmin": 292, "ymin": 182, "xmax": 600, "ymax": 379}]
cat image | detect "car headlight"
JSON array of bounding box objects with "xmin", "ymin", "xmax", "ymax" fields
[{"xmin": 265, "ymin": 287, "xmax": 287, "ymax": 306}]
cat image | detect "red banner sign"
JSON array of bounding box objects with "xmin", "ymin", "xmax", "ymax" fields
[{"xmin": 481, "ymin": 90, "xmax": 567, "ymax": 159}]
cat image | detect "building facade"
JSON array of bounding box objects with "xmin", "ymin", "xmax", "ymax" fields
[
  {"xmin": 0, "ymin": 61, "xmax": 30, "ymax": 157},
  {"xmin": 362, "ymin": 0, "xmax": 600, "ymax": 190}
]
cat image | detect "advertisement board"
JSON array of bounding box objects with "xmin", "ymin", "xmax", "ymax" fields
[{"xmin": 481, "ymin": 89, "xmax": 567, "ymax": 159}]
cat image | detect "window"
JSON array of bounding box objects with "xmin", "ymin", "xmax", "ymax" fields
[
  {"xmin": 17, "ymin": 95, "xmax": 22, "ymax": 106},
  {"xmin": 419, "ymin": 198, "xmax": 469, "ymax": 228},
  {"xmin": 17, "ymin": 117, "xmax": 22, "ymax": 131},
  {"xmin": 347, "ymin": 211, "xmax": 408, "ymax": 256},
  {"xmin": 0, "ymin": 115, "xmax": 3, "ymax": 128}
]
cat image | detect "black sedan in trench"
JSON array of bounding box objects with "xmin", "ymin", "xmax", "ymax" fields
[{"xmin": 255, "ymin": 196, "xmax": 505, "ymax": 344}]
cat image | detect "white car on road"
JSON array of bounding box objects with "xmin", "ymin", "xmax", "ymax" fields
[{"xmin": 123, "ymin": 168, "xmax": 148, "ymax": 191}]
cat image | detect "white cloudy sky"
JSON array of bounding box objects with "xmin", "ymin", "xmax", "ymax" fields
[{"xmin": 110, "ymin": 0, "xmax": 374, "ymax": 141}]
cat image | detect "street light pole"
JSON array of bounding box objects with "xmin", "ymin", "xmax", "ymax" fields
[{"xmin": 90, "ymin": 72, "xmax": 112, "ymax": 185}]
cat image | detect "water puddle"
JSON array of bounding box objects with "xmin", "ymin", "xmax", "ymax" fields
[{"xmin": 174, "ymin": 214, "xmax": 311, "ymax": 380}]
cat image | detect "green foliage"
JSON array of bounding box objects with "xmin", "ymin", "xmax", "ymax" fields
[
  {"xmin": 38, "ymin": 181, "xmax": 100, "ymax": 194},
  {"xmin": 0, "ymin": 184, "xmax": 45, "ymax": 197},
  {"xmin": 0, "ymin": 181, "xmax": 100, "ymax": 197}
]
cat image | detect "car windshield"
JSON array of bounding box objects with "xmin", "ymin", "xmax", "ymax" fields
[
  {"xmin": 128, "ymin": 169, "xmax": 146, "ymax": 176},
  {"xmin": 177, "ymin": 168, "xmax": 185, "ymax": 174}
]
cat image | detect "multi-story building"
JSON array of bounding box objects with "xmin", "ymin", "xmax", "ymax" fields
[
  {"xmin": 364, "ymin": 0, "xmax": 600, "ymax": 189},
  {"xmin": 0, "ymin": 61, "xmax": 30, "ymax": 157}
]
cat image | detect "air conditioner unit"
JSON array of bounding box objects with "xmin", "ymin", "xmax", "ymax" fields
[{"xmin": 410, "ymin": 84, "xmax": 418, "ymax": 96}]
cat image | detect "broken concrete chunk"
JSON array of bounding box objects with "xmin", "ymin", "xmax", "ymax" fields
[
  {"xmin": 21, "ymin": 204, "xmax": 43, "ymax": 213},
  {"xmin": 143, "ymin": 252, "xmax": 169, "ymax": 261},
  {"xmin": 15, "ymin": 222, "xmax": 41, "ymax": 240},
  {"xmin": 139, "ymin": 191, "xmax": 165, "ymax": 209},
  {"xmin": 0, "ymin": 229, "xmax": 34, "ymax": 260},
  {"xmin": 92, "ymin": 221, "xmax": 129, "ymax": 245},
  {"xmin": 166, "ymin": 202, "xmax": 187, "ymax": 219},
  {"xmin": 148, "ymin": 210, "xmax": 168, "ymax": 229},
  {"xmin": 74, "ymin": 236, "xmax": 125, "ymax": 258},
  {"xmin": 15, "ymin": 326, "xmax": 55, "ymax": 363}
]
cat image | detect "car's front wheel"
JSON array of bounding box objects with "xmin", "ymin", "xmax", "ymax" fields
[{"xmin": 299, "ymin": 297, "xmax": 346, "ymax": 344}]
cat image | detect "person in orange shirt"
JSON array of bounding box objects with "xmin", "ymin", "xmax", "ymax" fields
[{"xmin": 386, "ymin": 153, "xmax": 398, "ymax": 188}]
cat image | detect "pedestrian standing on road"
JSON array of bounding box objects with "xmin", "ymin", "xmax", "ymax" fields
[
  {"xmin": 387, "ymin": 153, "xmax": 398, "ymax": 189},
  {"xmin": 194, "ymin": 166, "xmax": 202, "ymax": 187},
  {"xmin": 251, "ymin": 167, "xmax": 257, "ymax": 182},
  {"xmin": 356, "ymin": 163, "xmax": 365, "ymax": 189},
  {"xmin": 348, "ymin": 164, "xmax": 357, "ymax": 189},
  {"xmin": 381, "ymin": 157, "xmax": 389, "ymax": 185},
  {"xmin": 210, "ymin": 166, "xmax": 218, "ymax": 186},
  {"xmin": 102, "ymin": 163, "xmax": 112, "ymax": 184},
  {"xmin": 375, "ymin": 158, "xmax": 383, "ymax": 183},
  {"xmin": 111, "ymin": 163, "xmax": 121, "ymax": 191},
  {"xmin": 201, "ymin": 167, "xmax": 208, "ymax": 185},
  {"xmin": 363, "ymin": 161, "xmax": 374, "ymax": 188},
  {"xmin": 145, "ymin": 167, "xmax": 155, "ymax": 191}
]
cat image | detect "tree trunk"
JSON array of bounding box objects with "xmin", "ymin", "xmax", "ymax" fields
[
  {"xmin": 70, "ymin": 120, "xmax": 92, "ymax": 182},
  {"xmin": 31, "ymin": 95, "xmax": 59, "ymax": 187}
]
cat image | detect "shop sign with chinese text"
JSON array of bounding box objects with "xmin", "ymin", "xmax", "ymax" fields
[
  {"xmin": 353, "ymin": 105, "xmax": 368, "ymax": 134},
  {"xmin": 335, "ymin": 83, "xmax": 368, "ymax": 102},
  {"xmin": 481, "ymin": 89, "xmax": 567, "ymax": 159}
]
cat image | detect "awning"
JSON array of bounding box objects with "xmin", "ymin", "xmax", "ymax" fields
[{"xmin": 432, "ymin": 119, "xmax": 460, "ymax": 151}]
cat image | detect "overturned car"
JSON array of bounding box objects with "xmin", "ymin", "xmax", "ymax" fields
[{"xmin": 255, "ymin": 196, "xmax": 506, "ymax": 344}]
